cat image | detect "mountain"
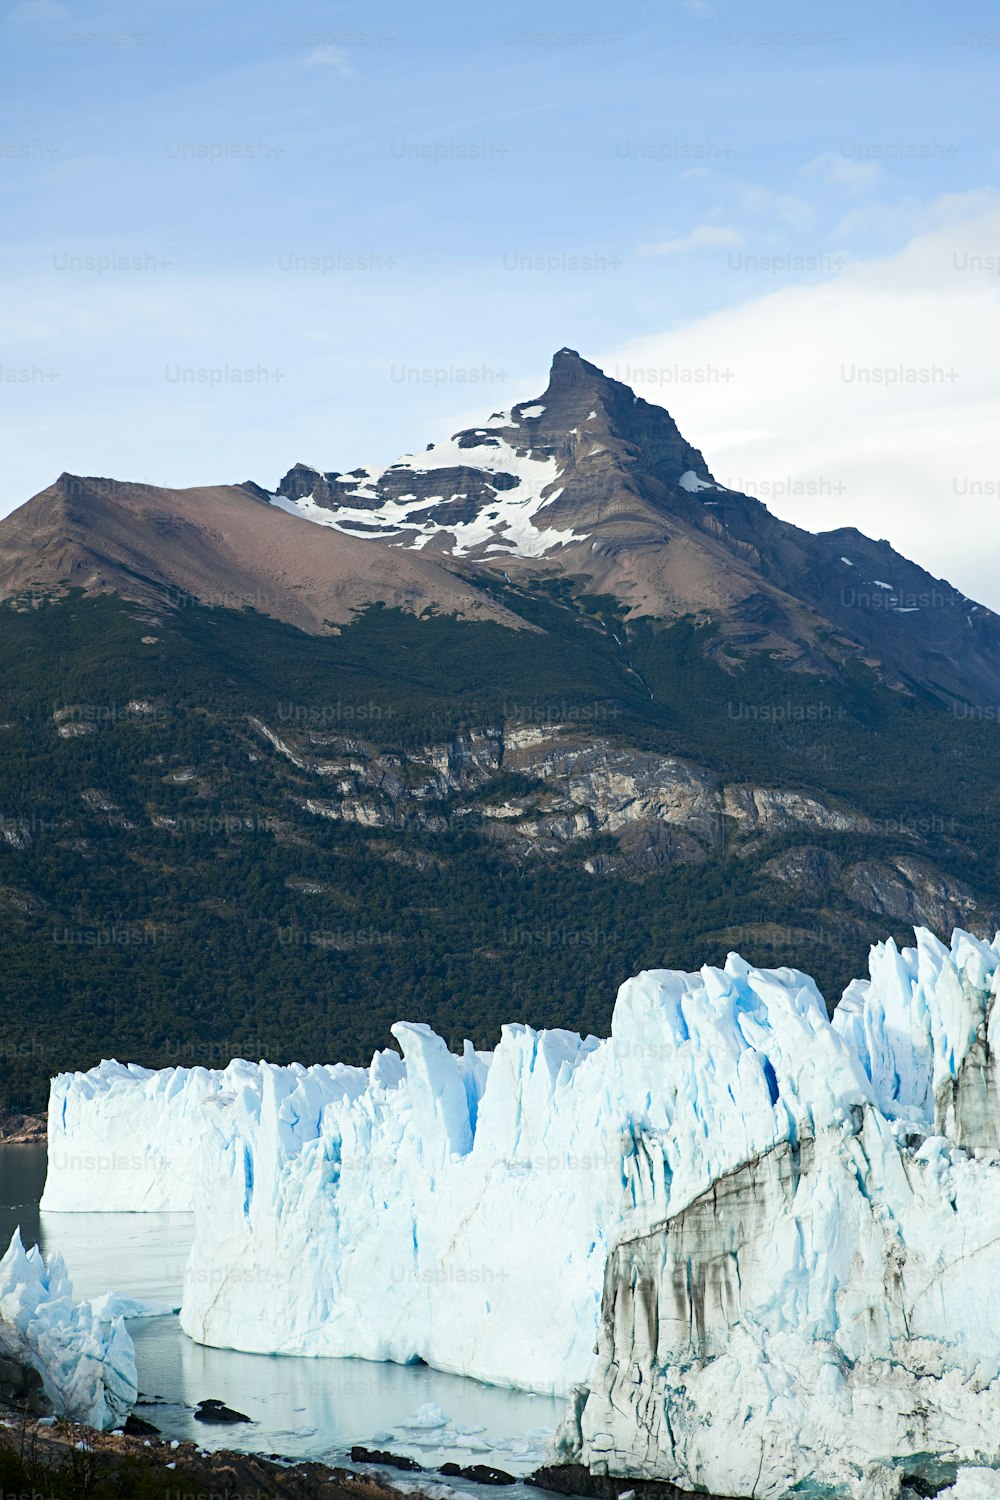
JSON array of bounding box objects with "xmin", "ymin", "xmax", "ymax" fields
[
  {"xmin": 266, "ymin": 348, "xmax": 1000, "ymax": 709},
  {"xmin": 2, "ymin": 349, "xmax": 998, "ymax": 706},
  {"xmin": 0, "ymin": 349, "xmax": 999, "ymax": 1116}
]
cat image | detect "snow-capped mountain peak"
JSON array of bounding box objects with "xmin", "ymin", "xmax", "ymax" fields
[{"xmin": 267, "ymin": 348, "xmax": 719, "ymax": 559}]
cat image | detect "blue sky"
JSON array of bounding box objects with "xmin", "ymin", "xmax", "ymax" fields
[{"xmin": 2, "ymin": 0, "xmax": 999, "ymax": 600}]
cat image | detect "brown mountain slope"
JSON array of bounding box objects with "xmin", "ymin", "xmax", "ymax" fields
[{"xmin": 0, "ymin": 473, "xmax": 526, "ymax": 633}]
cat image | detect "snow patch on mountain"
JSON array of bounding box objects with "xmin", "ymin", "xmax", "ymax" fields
[
  {"xmin": 270, "ymin": 431, "xmax": 582, "ymax": 558},
  {"xmin": 678, "ymin": 469, "xmax": 720, "ymax": 493}
]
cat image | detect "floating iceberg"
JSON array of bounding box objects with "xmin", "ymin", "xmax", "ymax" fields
[
  {"xmin": 87, "ymin": 1291, "xmax": 179, "ymax": 1320},
  {"xmin": 0, "ymin": 1230, "xmax": 137, "ymax": 1428},
  {"xmin": 40, "ymin": 927, "xmax": 1000, "ymax": 1496}
]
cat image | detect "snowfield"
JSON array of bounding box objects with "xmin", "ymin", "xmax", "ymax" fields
[
  {"xmin": 38, "ymin": 926, "xmax": 1000, "ymax": 1497},
  {"xmin": 269, "ymin": 429, "xmax": 581, "ymax": 557}
]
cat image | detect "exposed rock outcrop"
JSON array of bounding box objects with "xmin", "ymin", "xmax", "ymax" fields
[{"xmin": 251, "ymin": 720, "xmax": 999, "ymax": 939}]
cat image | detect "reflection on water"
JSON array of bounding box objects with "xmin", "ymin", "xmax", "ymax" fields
[
  {"xmin": 0, "ymin": 1142, "xmax": 561, "ymax": 1476},
  {"xmin": 0, "ymin": 1142, "xmax": 47, "ymax": 1253},
  {"xmin": 129, "ymin": 1322, "xmax": 559, "ymax": 1469}
]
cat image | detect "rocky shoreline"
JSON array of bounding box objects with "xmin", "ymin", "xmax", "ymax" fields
[
  {"xmin": 528, "ymin": 1466, "xmax": 732, "ymax": 1500},
  {"xmin": 0, "ymin": 1110, "xmax": 46, "ymax": 1144},
  {"xmin": 0, "ymin": 1410, "xmax": 737, "ymax": 1500},
  {"xmin": 0, "ymin": 1411, "xmax": 443, "ymax": 1500}
]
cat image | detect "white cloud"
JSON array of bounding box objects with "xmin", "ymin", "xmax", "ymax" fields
[
  {"xmin": 831, "ymin": 195, "xmax": 924, "ymax": 246},
  {"xmin": 804, "ymin": 152, "xmax": 881, "ymax": 194},
  {"xmin": 639, "ymin": 225, "xmax": 746, "ymax": 256},
  {"xmin": 303, "ymin": 45, "xmax": 352, "ymax": 75},
  {"xmin": 732, "ymin": 182, "xmax": 815, "ymax": 233},
  {"xmin": 606, "ymin": 191, "xmax": 1000, "ymax": 610}
]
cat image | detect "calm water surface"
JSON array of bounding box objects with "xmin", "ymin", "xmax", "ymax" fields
[{"xmin": 0, "ymin": 1143, "xmax": 561, "ymax": 1483}]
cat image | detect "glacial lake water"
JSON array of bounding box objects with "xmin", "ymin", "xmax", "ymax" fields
[{"xmin": 0, "ymin": 1143, "xmax": 563, "ymax": 1484}]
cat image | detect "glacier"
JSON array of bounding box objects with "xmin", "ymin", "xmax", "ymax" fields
[
  {"xmin": 43, "ymin": 1057, "xmax": 253, "ymax": 1210},
  {"xmin": 39, "ymin": 926, "xmax": 1000, "ymax": 1497},
  {"xmin": 0, "ymin": 1230, "xmax": 137, "ymax": 1428}
]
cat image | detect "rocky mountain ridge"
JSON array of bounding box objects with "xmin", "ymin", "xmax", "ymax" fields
[{"xmin": 0, "ymin": 472, "xmax": 523, "ymax": 634}]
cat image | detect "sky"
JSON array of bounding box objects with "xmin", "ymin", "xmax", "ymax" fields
[{"xmin": 2, "ymin": 0, "xmax": 999, "ymax": 604}]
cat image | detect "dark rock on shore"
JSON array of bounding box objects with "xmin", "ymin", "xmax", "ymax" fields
[
  {"xmin": 0, "ymin": 1354, "xmax": 47, "ymax": 1416},
  {"xmin": 0, "ymin": 1110, "xmax": 46, "ymax": 1144},
  {"xmin": 351, "ymin": 1446, "xmax": 423, "ymax": 1471},
  {"xmin": 123, "ymin": 1412, "xmax": 160, "ymax": 1436},
  {"xmin": 528, "ymin": 1463, "xmax": 732, "ymax": 1500},
  {"xmin": 0, "ymin": 1411, "xmax": 421, "ymax": 1500},
  {"xmin": 194, "ymin": 1397, "xmax": 253, "ymax": 1424},
  {"xmin": 440, "ymin": 1461, "xmax": 516, "ymax": 1484}
]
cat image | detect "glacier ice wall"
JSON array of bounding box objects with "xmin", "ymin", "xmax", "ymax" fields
[
  {"xmin": 177, "ymin": 959, "xmax": 867, "ymax": 1395},
  {"xmin": 834, "ymin": 926, "xmax": 1000, "ymax": 1147},
  {"xmin": 43, "ymin": 1059, "xmax": 231, "ymax": 1211},
  {"xmin": 40, "ymin": 926, "xmax": 1000, "ymax": 1495},
  {"xmin": 0, "ymin": 1230, "xmax": 136, "ymax": 1429},
  {"xmin": 560, "ymin": 927, "xmax": 1000, "ymax": 1498},
  {"xmin": 41, "ymin": 1057, "xmax": 363, "ymax": 1211},
  {"xmin": 559, "ymin": 1113, "xmax": 1000, "ymax": 1497}
]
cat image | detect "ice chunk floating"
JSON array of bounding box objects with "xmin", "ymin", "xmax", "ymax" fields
[{"xmin": 41, "ymin": 927, "xmax": 1000, "ymax": 1497}]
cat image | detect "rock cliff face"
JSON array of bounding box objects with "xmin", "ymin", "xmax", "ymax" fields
[
  {"xmin": 251, "ymin": 717, "xmax": 1000, "ymax": 938},
  {"xmin": 254, "ymin": 718, "xmax": 870, "ymax": 854}
]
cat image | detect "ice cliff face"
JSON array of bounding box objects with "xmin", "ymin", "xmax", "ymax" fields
[
  {"xmin": 560, "ymin": 1116, "xmax": 1000, "ymax": 1498},
  {"xmin": 43, "ymin": 1058, "xmax": 233, "ymax": 1210},
  {"xmin": 834, "ymin": 926, "xmax": 1000, "ymax": 1145},
  {"xmin": 177, "ymin": 962, "xmax": 866, "ymax": 1400},
  {"xmin": 560, "ymin": 928, "xmax": 1000, "ymax": 1498},
  {"xmin": 42, "ymin": 1057, "xmax": 358, "ymax": 1211},
  {"xmin": 41, "ymin": 926, "xmax": 1000, "ymax": 1496},
  {"xmin": 0, "ymin": 1230, "xmax": 136, "ymax": 1429}
]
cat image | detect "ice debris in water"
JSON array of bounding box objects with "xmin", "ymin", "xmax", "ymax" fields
[{"xmin": 0, "ymin": 1230, "xmax": 136, "ymax": 1429}]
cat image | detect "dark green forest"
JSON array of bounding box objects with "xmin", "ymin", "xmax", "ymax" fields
[{"xmin": 1, "ymin": 585, "xmax": 998, "ymax": 1112}]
